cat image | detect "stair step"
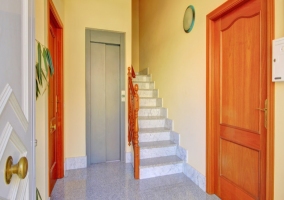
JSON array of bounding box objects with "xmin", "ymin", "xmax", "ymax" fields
[
  {"xmin": 133, "ymin": 75, "xmax": 151, "ymax": 82},
  {"xmin": 140, "ymin": 155, "xmax": 183, "ymax": 167},
  {"xmin": 138, "ymin": 89, "xmax": 158, "ymax": 98},
  {"xmin": 133, "ymin": 81, "xmax": 154, "ymax": 89},
  {"xmin": 139, "ymin": 127, "xmax": 171, "ymax": 133},
  {"xmin": 138, "ymin": 116, "xmax": 166, "ymax": 128},
  {"xmin": 140, "ymin": 140, "xmax": 176, "ymax": 149},
  {"xmin": 139, "ymin": 106, "xmax": 167, "ymax": 117},
  {"xmin": 139, "ymin": 155, "xmax": 183, "ymax": 179},
  {"xmin": 140, "ymin": 97, "xmax": 162, "ymax": 107},
  {"xmin": 139, "ymin": 128, "xmax": 171, "ymax": 142},
  {"xmin": 140, "ymin": 140, "xmax": 176, "ymax": 159}
]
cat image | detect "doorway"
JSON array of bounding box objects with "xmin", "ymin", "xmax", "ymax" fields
[
  {"xmin": 206, "ymin": 0, "xmax": 274, "ymax": 199},
  {"xmin": 48, "ymin": 0, "xmax": 64, "ymax": 195},
  {"xmin": 85, "ymin": 29, "xmax": 125, "ymax": 165}
]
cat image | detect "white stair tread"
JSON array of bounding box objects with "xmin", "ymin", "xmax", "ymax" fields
[
  {"xmin": 139, "ymin": 97, "xmax": 161, "ymax": 99},
  {"xmin": 140, "ymin": 155, "xmax": 183, "ymax": 168},
  {"xmin": 140, "ymin": 140, "xmax": 176, "ymax": 148},
  {"xmin": 139, "ymin": 106, "xmax": 163, "ymax": 109},
  {"xmin": 138, "ymin": 116, "xmax": 165, "ymax": 120},
  {"xmin": 138, "ymin": 89, "xmax": 157, "ymax": 91},
  {"xmin": 139, "ymin": 127, "xmax": 171, "ymax": 133},
  {"xmin": 133, "ymin": 80, "xmax": 154, "ymax": 83}
]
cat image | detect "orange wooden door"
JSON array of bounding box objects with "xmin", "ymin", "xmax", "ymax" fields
[
  {"xmin": 47, "ymin": 0, "xmax": 64, "ymax": 195},
  {"xmin": 48, "ymin": 22, "xmax": 58, "ymax": 195},
  {"xmin": 212, "ymin": 0, "xmax": 266, "ymax": 199}
]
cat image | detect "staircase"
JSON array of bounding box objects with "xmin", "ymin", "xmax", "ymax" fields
[{"xmin": 132, "ymin": 72, "xmax": 186, "ymax": 179}]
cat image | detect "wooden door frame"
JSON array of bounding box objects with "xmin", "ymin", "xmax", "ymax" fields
[
  {"xmin": 206, "ymin": 0, "xmax": 275, "ymax": 198},
  {"xmin": 47, "ymin": 0, "xmax": 64, "ymax": 190}
]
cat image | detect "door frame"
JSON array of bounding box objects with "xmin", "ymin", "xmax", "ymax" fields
[
  {"xmin": 206, "ymin": 0, "xmax": 275, "ymax": 198},
  {"xmin": 85, "ymin": 29, "xmax": 126, "ymax": 165},
  {"xmin": 47, "ymin": 0, "xmax": 64, "ymax": 192}
]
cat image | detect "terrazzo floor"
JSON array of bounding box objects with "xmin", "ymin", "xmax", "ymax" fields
[{"xmin": 50, "ymin": 162, "xmax": 220, "ymax": 200}]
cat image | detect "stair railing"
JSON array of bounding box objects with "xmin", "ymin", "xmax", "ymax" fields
[{"xmin": 128, "ymin": 66, "xmax": 140, "ymax": 179}]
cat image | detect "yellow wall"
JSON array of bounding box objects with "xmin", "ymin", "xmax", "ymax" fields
[
  {"xmin": 64, "ymin": 0, "xmax": 132, "ymax": 158},
  {"xmin": 139, "ymin": 0, "xmax": 226, "ymax": 175},
  {"xmin": 274, "ymin": 0, "xmax": 284, "ymax": 198},
  {"xmin": 35, "ymin": 0, "xmax": 64, "ymax": 198},
  {"xmin": 132, "ymin": 0, "xmax": 139, "ymax": 72}
]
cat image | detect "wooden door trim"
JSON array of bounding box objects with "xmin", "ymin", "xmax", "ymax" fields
[
  {"xmin": 47, "ymin": 0, "xmax": 64, "ymax": 193},
  {"xmin": 206, "ymin": 0, "xmax": 275, "ymax": 198}
]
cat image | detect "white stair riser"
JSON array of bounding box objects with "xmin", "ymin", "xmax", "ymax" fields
[
  {"xmin": 140, "ymin": 98, "xmax": 162, "ymax": 107},
  {"xmin": 138, "ymin": 90, "xmax": 158, "ymax": 98},
  {"xmin": 139, "ymin": 119, "xmax": 165, "ymax": 128},
  {"xmin": 139, "ymin": 107, "xmax": 167, "ymax": 117},
  {"xmin": 133, "ymin": 82, "xmax": 154, "ymax": 89},
  {"xmin": 133, "ymin": 76, "xmax": 151, "ymax": 82},
  {"xmin": 140, "ymin": 146, "xmax": 176, "ymax": 159},
  {"xmin": 139, "ymin": 132, "xmax": 171, "ymax": 142},
  {"xmin": 140, "ymin": 163, "xmax": 183, "ymax": 179}
]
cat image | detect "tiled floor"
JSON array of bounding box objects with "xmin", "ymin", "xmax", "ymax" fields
[{"xmin": 51, "ymin": 162, "xmax": 220, "ymax": 200}]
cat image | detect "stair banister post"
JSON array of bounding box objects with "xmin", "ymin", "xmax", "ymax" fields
[
  {"xmin": 127, "ymin": 67, "xmax": 132, "ymax": 146},
  {"xmin": 133, "ymin": 84, "xmax": 140, "ymax": 179}
]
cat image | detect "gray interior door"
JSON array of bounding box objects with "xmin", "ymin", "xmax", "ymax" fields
[{"xmin": 90, "ymin": 42, "xmax": 120, "ymax": 164}]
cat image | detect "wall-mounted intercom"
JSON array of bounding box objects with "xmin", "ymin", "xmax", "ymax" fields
[{"xmin": 272, "ymin": 37, "xmax": 284, "ymax": 82}]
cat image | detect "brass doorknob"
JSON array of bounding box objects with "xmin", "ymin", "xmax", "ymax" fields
[
  {"xmin": 5, "ymin": 156, "xmax": 28, "ymax": 184},
  {"xmin": 50, "ymin": 124, "xmax": 56, "ymax": 132}
]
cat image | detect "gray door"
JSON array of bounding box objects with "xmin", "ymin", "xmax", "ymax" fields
[{"xmin": 90, "ymin": 43, "xmax": 120, "ymax": 163}]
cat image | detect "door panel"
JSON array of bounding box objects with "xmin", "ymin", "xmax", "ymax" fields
[
  {"xmin": 90, "ymin": 43, "xmax": 106, "ymax": 164},
  {"xmin": 213, "ymin": 0, "xmax": 266, "ymax": 199},
  {"xmin": 90, "ymin": 43, "xmax": 120, "ymax": 164},
  {"xmin": 0, "ymin": 0, "xmax": 34, "ymax": 199},
  {"xmin": 220, "ymin": 139, "xmax": 259, "ymax": 197},
  {"xmin": 105, "ymin": 45, "xmax": 120, "ymax": 161},
  {"xmin": 221, "ymin": 13, "xmax": 260, "ymax": 132}
]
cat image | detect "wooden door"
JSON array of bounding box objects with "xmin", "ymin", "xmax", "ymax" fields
[
  {"xmin": 0, "ymin": 0, "xmax": 35, "ymax": 199},
  {"xmin": 208, "ymin": 0, "xmax": 268, "ymax": 199},
  {"xmin": 48, "ymin": 0, "xmax": 64, "ymax": 195},
  {"xmin": 48, "ymin": 22, "xmax": 57, "ymax": 195}
]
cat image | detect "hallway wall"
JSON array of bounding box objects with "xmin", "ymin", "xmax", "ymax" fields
[
  {"xmin": 64, "ymin": 0, "xmax": 132, "ymax": 160},
  {"xmin": 139, "ymin": 0, "xmax": 226, "ymax": 176},
  {"xmin": 132, "ymin": 0, "xmax": 140, "ymax": 72},
  {"xmin": 274, "ymin": 0, "xmax": 284, "ymax": 198}
]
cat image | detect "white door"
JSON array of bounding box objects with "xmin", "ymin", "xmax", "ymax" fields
[{"xmin": 0, "ymin": 0, "xmax": 35, "ymax": 199}]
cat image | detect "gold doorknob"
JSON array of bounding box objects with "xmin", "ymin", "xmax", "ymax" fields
[
  {"xmin": 50, "ymin": 124, "xmax": 56, "ymax": 132},
  {"xmin": 5, "ymin": 156, "xmax": 28, "ymax": 184}
]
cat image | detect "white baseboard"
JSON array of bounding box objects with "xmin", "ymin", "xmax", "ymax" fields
[
  {"xmin": 125, "ymin": 152, "xmax": 132, "ymax": 163},
  {"xmin": 183, "ymin": 163, "xmax": 206, "ymax": 192},
  {"xmin": 65, "ymin": 156, "xmax": 87, "ymax": 170}
]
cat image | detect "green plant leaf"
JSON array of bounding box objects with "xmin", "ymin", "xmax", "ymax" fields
[
  {"xmin": 37, "ymin": 42, "xmax": 42, "ymax": 73},
  {"xmin": 46, "ymin": 49, "xmax": 54, "ymax": 75},
  {"xmin": 36, "ymin": 79, "xmax": 40, "ymax": 99},
  {"xmin": 42, "ymin": 48, "xmax": 49, "ymax": 75},
  {"xmin": 36, "ymin": 188, "xmax": 42, "ymax": 200},
  {"xmin": 35, "ymin": 62, "xmax": 42, "ymax": 86}
]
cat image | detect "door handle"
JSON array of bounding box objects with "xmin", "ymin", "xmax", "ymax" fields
[
  {"xmin": 256, "ymin": 99, "xmax": 268, "ymax": 129},
  {"xmin": 5, "ymin": 156, "xmax": 28, "ymax": 184},
  {"xmin": 50, "ymin": 124, "xmax": 56, "ymax": 132}
]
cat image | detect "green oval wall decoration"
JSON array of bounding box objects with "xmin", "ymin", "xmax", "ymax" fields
[{"xmin": 183, "ymin": 5, "xmax": 195, "ymax": 33}]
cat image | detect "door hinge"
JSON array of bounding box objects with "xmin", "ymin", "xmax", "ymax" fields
[{"xmin": 35, "ymin": 139, "xmax": 38, "ymax": 147}]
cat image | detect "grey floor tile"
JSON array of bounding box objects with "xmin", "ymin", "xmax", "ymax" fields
[{"xmin": 50, "ymin": 162, "xmax": 219, "ymax": 200}]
